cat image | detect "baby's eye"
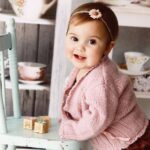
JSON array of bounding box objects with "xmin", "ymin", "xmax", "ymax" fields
[
  {"xmin": 71, "ymin": 36, "xmax": 78, "ymax": 42},
  {"xmin": 89, "ymin": 39, "xmax": 97, "ymax": 45}
]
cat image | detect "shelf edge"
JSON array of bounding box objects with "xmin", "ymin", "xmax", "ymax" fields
[{"xmin": 0, "ymin": 12, "xmax": 55, "ymax": 25}]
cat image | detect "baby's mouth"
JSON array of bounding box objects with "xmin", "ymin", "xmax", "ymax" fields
[{"xmin": 74, "ymin": 54, "xmax": 86, "ymax": 60}]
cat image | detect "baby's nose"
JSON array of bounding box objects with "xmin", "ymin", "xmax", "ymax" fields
[{"xmin": 76, "ymin": 43, "xmax": 85, "ymax": 52}]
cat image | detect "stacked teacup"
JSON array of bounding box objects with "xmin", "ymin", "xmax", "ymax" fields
[{"xmin": 124, "ymin": 51, "xmax": 150, "ymax": 92}]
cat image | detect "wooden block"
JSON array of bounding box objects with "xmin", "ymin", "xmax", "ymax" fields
[
  {"xmin": 23, "ymin": 117, "xmax": 37, "ymax": 130},
  {"xmin": 38, "ymin": 116, "xmax": 51, "ymax": 127},
  {"xmin": 34, "ymin": 121, "xmax": 49, "ymax": 134}
]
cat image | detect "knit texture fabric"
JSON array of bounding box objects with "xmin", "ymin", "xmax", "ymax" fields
[{"xmin": 59, "ymin": 56, "xmax": 148, "ymax": 150}]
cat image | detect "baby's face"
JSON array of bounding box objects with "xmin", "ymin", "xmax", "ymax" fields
[{"xmin": 65, "ymin": 20, "xmax": 110, "ymax": 70}]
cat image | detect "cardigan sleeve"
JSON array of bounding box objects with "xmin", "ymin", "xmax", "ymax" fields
[{"xmin": 59, "ymin": 83, "xmax": 118, "ymax": 140}]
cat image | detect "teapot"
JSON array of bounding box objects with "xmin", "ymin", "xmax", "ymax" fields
[{"xmin": 8, "ymin": 0, "xmax": 57, "ymax": 19}]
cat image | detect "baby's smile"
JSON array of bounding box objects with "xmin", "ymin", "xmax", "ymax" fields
[{"xmin": 73, "ymin": 54, "xmax": 86, "ymax": 61}]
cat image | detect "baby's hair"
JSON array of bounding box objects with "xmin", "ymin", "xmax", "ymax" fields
[{"xmin": 67, "ymin": 2, "xmax": 119, "ymax": 42}]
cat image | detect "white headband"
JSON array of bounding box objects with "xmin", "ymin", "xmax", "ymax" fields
[{"xmin": 73, "ymin": 9, "xmax": 113, "ymax": 40}]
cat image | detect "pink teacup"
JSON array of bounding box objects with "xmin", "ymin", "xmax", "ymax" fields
[{"xmin": 18, "ymin": 62, "xmax": 46, "ymax": 81}]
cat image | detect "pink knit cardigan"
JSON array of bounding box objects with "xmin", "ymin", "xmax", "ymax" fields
[{"xmin": 59, "ymin": 57, "xmax": 148, "ymax": 150}]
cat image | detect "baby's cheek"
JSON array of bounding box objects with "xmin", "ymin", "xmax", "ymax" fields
[{"xmin": 66, "ymin": 50, "xmax": 73, "ymax": 59}]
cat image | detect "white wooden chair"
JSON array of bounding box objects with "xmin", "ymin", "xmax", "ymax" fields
[{"xmin": 0, "ymin": 19, "xmax": 83, "ymax": 150}]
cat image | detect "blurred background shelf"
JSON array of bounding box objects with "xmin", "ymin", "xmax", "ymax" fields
[
  {"xmin": 110, "ymin": 3, "xmax": 150, "ymax": 99},
  {"xmin": 135, "ymin": 91, "xmax": 150, "ymax": 99},
  {"xmin": 0, "ymin": 10, "xmax": 55, "ymax": 25},
  {"xmin": 5, "ymin": 79, "xmax": 50, "ymax": 91},
  {"xmin": 110, "ymin": 4, "xmax": 150, "ymax": 28}
]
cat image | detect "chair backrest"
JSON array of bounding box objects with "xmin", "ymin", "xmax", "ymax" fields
[{"xmin": 0, "ymin": 19, "xmax": 21, "ymax": 134}]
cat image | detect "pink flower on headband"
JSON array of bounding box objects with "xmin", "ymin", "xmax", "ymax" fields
[{"xmin": 89, "ymin": 9, "xmax": 102, "ymax": 19}]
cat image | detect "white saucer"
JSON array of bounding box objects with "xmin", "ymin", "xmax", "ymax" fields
[
  {"xmin": 19, "ymin": 79, "xmax": 45, "ymax": 84},
  {"xmin": 140, "ymin": 0, "xmax": 150, "ymax": 7},
  {"xmin": 99, "ymin": 0, "xmax": 131, "ymax": 6},
  {"xmin": 119, "ymin": 68, "xmax": 150, "ymax": 76}
]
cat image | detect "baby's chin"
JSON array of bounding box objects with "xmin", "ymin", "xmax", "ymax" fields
[{"xmin": 72, "ymin": 62, "xmax": 94, "ymax": 70}]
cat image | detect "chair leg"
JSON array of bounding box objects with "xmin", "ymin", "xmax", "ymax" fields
[
  {"xmin": 0, "ymin": 145, "xmax": 7, "ymax": 150},
  {"xmin": 7, "ymin": 145, "xmax": 15, "ymax": 150},
  {"xmin": 0, "ymin": 81, "xmax": 7, "ymax": 150}
]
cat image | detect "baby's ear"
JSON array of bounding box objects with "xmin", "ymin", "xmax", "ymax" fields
[
  {"xmin": 108, "ymin": 41, "xmax": 115, "ymax": 51},
  {"xmin": 105, "ymin": 41, "xmax": 115, "ymax": 55}
]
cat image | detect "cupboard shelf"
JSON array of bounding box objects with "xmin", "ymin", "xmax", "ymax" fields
[
  {"xmin": 5, "ymin": 79, "xmax": 50, "ymax": 91},
  {"xmin": 110, "ymin": 4, "xmax": 150, "ymax": 28},
  {"xmin": 0, "ymin": 10, "xmax": 55, "ymax": 25},
  {"xmin": 135, "ymin": 91, "xmax": 150, "ymax": 99},
  {"xmin": 0, "ymin": 10, "xmax": 52, "ymax": 93},
  {"xmin": 110, "ymin": 4, "xmax": 150, "ymax": 99}
]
